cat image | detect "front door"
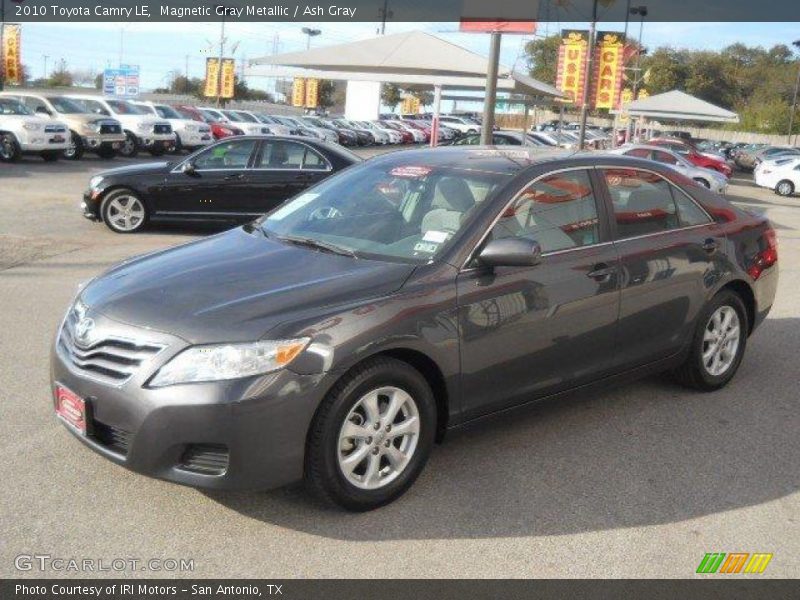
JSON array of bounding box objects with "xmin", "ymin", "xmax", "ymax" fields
[
  {"xmin": 456, "ymin": 168, "xmax": 621, "ymax": 420},
  {"xmin": 151, "ymin": 138, "xmax": 260, "ymax": 217}
]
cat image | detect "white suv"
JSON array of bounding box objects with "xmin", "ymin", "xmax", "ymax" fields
[
  {"xmin": 439, "ymin": 116, "xmax": 480, "ymax": 135},
  {"xmin": 132, "ymin": 101, "xmax": 213, "ymax": 152},
  {"xmin": 0, "ymin": 97, "xmax": 69, "ymax": 162},
  {"xmin": 65, "ymin": 95, "xmax": 175, "ymax": 158}
]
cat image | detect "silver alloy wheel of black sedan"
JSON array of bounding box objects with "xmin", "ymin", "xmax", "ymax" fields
[
  {"xmin": 103, "ymin": 193, "xmax": 147, "ymax": 233},
  {"xmin": 702, "ymin": 306, "xmax": 741, "ymax": 377},
  {"xmin": 337, "ymin": 386, "xmax": 420, "ymax": 490}
]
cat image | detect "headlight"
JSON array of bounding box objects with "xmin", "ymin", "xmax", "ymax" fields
[
  {"xmin": 88, "ymin": 176, "xmax": 104, "ymax": 189},
  {"xmin": 23, "ymin": 122, "xmax": 42, "ymax": 131},
  {"xmin": 82, "ymin": 122, "xmax": 101, "ymax": 134},
  {"xmin": 219, "ymin": 127, "xmax": 234, "ymax": 135},
  {"xmin": 149, "ymin": 338, "xmax": 310, "ymax": 387},
  {"xmin": 136, "ymin": 122, "xmax": 152, "ymax": 132}
]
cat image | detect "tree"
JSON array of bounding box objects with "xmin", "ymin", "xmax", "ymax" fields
[
  {"xmin": 381, "ymin": 83, "xmax": 403, "ymax": 110},
  {"xmin": 318, "ymin": 80, "xmax": 337, "ymax": 109},
  {"xmin": 524, "ymin": 34, "xmax": 562, "ymax": 86},
  {"xmin": 47, "ymin": 59, "xmax": 73, "ymax": 87}
]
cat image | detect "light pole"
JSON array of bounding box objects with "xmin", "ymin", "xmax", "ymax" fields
[
  {"xmin": 577, "ymin": 0, "xmax": 598, "ymax": 150},
  {"xmin": 302, "ymin": 27, "xmax": 321, "ymax": 50},
  {"xmin": 787, "ymin": 40, "xmax": 800, "ymax": 145},
  {"xmin": 628, "ymin": 5, "xmax": 648, "ymax": 142}
]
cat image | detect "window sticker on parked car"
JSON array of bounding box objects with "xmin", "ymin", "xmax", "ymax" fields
[
  {"xmin": 390, "ymin": 166, "xmax": 432, "ymax": 178},
  {"xmin": 268, "ymin": 193, "xmax": 320, "ymax": 220},
  {"xmin": 413, "ymin": 241, "xmax": 439, "ymax": 254},
  {"xmin": 422, "ymin": 230, "xmax": 450, "ymax": 243}
]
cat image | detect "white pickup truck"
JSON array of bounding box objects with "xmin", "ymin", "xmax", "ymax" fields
[
  {"xmin": 0, "ymin": 97, "xmax": 70, "ymax": 162},
  {"xmin": 132, "ymin": 101, "xmax": 213, "ymax": 152},
  {"xmin": 65, "ymin": 95, "xmax": 175, "ymax": 158}
]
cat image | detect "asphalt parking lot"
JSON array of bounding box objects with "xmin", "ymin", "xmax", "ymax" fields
[{"xmin": 0, "ymin": 151, "xmax": 798, "ymax": 578}]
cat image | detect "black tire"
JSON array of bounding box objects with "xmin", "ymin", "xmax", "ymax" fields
[
  {"xmin": 305, "ymin": 357, "xmax": 437, "ymax": 511},
  {"xmin": 174, "ymin": 134, "xmax": 183, "ymax": 153},
  {"xmin": 0, "ymin": 133, "xmax": 21, "ymax": 162},
  {"xmin": 775, "ymin": 180, "xmax": 794, "ymax": 197},
  {"xmin": 118, "ymin": 132, "xmax": 139, "ymax": 158},
  {"xmin": 693, "ymin": 177, "xmax": 711, "ymax": 189},
  {"xmin": 671, "ymin": 290, "xmax": 749, "ymax": 392},
  {"xmin": 40, "ymin": 150, "xmax": 60, "ymax": 162},
  {"xmin": 62, "ymin": 131, "xmax": 84, "ymax": 160},
  {"xmin": 100, "ymin": 189, "xmax": 149, "ymax": 234},
  {"xmin": 149, "ymin": 146, "xmax": 166, "ymax": 157},
  {"xmin": 96, "ymin": 143, "xmax": 117, "ymax": 159}
]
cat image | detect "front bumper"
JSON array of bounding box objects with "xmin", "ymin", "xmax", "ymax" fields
[
  {"xmin": 17, "ymin": 130, "xmax": 69, "ymax": 152},
  {"xmin": 81, "ymin": 133, "xmax": 126, "ymax": 148},
  {"xmin": 50, "ymin": 312, "xmax": 334, "ymax": 491},
  {"xmin": 135, "ymin": 132, "xmax": 176, "ymax": 149},
  {"xmin": 179, "ymin": 130, "xmax": 213, "ymax": 148}
]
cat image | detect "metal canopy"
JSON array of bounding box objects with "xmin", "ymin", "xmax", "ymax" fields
[{"xmin": 611, "ymin": 90, "xmax": 739, "ymax": 123}]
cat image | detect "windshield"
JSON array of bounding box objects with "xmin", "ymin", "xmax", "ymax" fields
[
  {"xmin": 0, "ymin": 98, "xmax": 32, "ymax": 115},
  {"xmin": 106, "ymin": 100, "xmax": 146, "ymax": 115},
  {"xmin": 201, "ymin": 109, "xmax": 224, "ymax": 121},
  {"xmin": 155, "ymin": 105, "xmax": 181, "ymax": 119},
  {"xmin": 261, "ymin": 161, "xmax": 510, "ymax": 263},
  {"xmin": 226, "ymin": 111, "xmax": 258, "ymax": 123},
  {"xmin": 48, "ymin": 96, "xmax": 86, "ymax": 114}
]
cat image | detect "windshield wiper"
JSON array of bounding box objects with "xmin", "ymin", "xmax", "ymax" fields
[{"xmin": 277, "ymin": 235, "xmax": 358, "ymax": 258}]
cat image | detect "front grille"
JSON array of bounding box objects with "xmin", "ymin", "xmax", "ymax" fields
[
  {"xmin": 179, "ymin": 444, "xmax": 229, "ymax": 476},
  {"xmin": 199, "ymin": 126, "xmax": 211, "ymax": 134},
  {"xmin": 154, "ymin": 123, "xmax": 172, "ymax": 135},
  {"xmin": 92, "ymin": 420, "xmax": 133, "ymax": 455},
  {"xmin": 57, "ymin": 306, "xmax": 165, "ymax": 386},
  {"xmin": 100, "ymin": 122, "xmax": 122, "ymax": 135},
  {"xmin": 44, "ymin": 124, "xmax": 67, "ymax": 133}
]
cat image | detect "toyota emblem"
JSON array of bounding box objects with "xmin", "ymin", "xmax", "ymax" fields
[{"xmin": 75, "ymin": 317, "xmax": 96, "ymax": 344}]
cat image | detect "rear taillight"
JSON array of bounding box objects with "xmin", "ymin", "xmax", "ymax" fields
[{"xmin": 748, "ymin": 227, "xmax": 778, "ymax": 280}]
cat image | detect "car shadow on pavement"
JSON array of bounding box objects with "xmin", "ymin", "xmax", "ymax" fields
[{"xmin": 204, "ymin": 316, "xmax": 799, "ymax": 540}]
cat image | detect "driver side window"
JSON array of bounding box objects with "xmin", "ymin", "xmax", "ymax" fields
[{"xmin": 192, "ymin": 140, "xmax": 257, "ymax": 170}]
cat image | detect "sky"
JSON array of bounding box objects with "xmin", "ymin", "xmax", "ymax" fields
[{"xmin": 15, "ymin": 20, "xmax": 800, "ymax": 93}]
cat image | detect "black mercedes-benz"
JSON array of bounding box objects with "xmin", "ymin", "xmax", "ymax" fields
[
  {"xmin": 81, "ymin": 136, "xmax": 362, "ymax": 233},
  {"xmin": 55, "ymin": 147, "xmax": 777, "ymax": 511}
]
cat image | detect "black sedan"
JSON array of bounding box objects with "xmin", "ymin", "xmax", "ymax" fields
[
  {"xmin": 55, "ymin": 147, "xmax": 777, "ymax": 510},
  {"xmin": 82, "ymin": 136, "xmax": 362, "ymax": 233}
]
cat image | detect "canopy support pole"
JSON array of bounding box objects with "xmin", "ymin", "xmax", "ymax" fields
[
  {"xmin": 522, "ymin": 103, "xmax": 530, "ymax": 145},
  {"xmin": 430, "ymin": 83, "xmax": 442, "ymax": 148},
  {"xmin": 480, "ymin": 31, "xmax": 502, "ymax": 145}
]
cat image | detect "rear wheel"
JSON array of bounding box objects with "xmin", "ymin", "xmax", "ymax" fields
[
  {"xmin": 0, "ymin": 133, "xmax": 21, "ymax": 162},
  {"xmin": 672, "ymin": 290, "xmax": 748, "ymax": 391},
  {"xmin": 100, "ymin": 189, "xmax": 148, "ymax": 234},
  {"xmin": 775, "ymin": 180, "xmax": 794, "ymax": 197},
  {"xmin": 62, "ymin": 131, "xmax": 84, "ymax": 160},
  {"xmin": 305, "ymin": 357, "xmax": 436, "ymax": 511}
]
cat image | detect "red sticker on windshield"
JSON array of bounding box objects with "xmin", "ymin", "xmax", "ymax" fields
[{"xmin": 390, "ymin": 166, "xmax": 432, "ymax": 178}]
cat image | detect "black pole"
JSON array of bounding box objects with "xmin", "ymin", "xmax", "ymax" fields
[{"xmin": 0, "ymin": 0, "xmax": 6, "ymax": 92}]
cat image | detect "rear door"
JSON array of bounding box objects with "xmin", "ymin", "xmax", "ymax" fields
[
  {"xmin": 597, "ymin": 166, "xmax": 723, "ymax": 369},
  {"xmin": 150, "ymin": 138, "xmax": 259, "ymax": 217},
  {"xmin": 456, "ymin": 167, "xmax": 621, "ymax": 420},
  {"xmin": 247, "ymin": 139, "xmax": 333, "ymax": 214}
]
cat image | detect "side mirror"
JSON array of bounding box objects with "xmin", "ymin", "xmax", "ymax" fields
[
  {"xmin": 181, "ymin": 161, "xmax": 197, "ymax": 175},
  {"xmin": 479, "ymin": 238, "xmax": 542, "ymax": 268}
]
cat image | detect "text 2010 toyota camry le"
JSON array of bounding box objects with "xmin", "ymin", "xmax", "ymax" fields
[{"xmin": 51, "ymin": 147, "xmax": 778, "ymax": 511}]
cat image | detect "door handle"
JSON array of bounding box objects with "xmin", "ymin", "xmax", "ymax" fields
[
  {"xmin": 702, "ymin": 238, "xmax": 719, "ymax": 253},
  {"xmin": 587, "ymin": 263, "xmax": 617, "ymax": 281},
  {"xmin": 224, "ymin": 173, "xmax": 245, "ymax": 181}
]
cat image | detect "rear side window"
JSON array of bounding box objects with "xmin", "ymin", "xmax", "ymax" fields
[
  {"xmin": 624, "ymin": 148, "xmax": 650, "ymax": 159},
  {"xmin": 258, "ymin": 141, "xmax": 328, "ymax": 170},
  {"xmin": 602, "ymin": 169, "xmax": 709, "ymax": 238},
  {"xmin": 491, "ymin": 169, "xmax": 600, "ymax": 253},
  {"xmin": 653, "ymin": 150, "xmax": 679, "ymax": 165}
]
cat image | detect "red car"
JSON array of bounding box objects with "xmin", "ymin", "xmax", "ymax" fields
[
  {"xmin": 648, "ymin": 138, "xmax": 732, "ymax": 178},
  {"xmin": 172, "ymin": 105, "xmax": 244, "ymax": 140},
  {"xmin": 380, "ymin": 121, "xmax": 414, "ymax": 144}
]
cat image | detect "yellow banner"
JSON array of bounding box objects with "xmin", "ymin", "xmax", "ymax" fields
[
  {"xmin": 401, "ymin": 95, "xmax": 420, "ymax": 115},
  {"xmin": 594, "ymin": 33, "xmax": 624, "ymax": 110},
  {"xmin": 305, "ymin": 78, "xmax": 319, "ymax": 109},
  {"xmin": 220, "ymin": 58, "xmax": 236, "ymax": 99},
  {"xmin": 203, "ymin": 58, "xmax": 220, "ymax": 98},
  {"xmin": 3, "ymin": 24, "xmax": 23, "ymax": 86},
  {"xmin": 557, "ymin": 30, "xmax": 589, "ymax": 106},
  {"xmin": 292, "ymin": 78, "xmax": 306, "ymax": 107}
]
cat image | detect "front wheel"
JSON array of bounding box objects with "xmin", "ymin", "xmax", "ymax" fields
[
  {"xmin": 118, "ymin": 132, "xmax": 139, "ymax": 158},
  {"xmin": 672, "ymin": 290, "xmax": 748, "ymax": 391},
  {"xmin": 305, "ymin": 357, "xmax": 436, "ymax": 511},
  {"xmin": 63, "ymin": 131, "xmax": 84, "ymax": 160},
  {"xmin": 0, "ymin": 133, "xmax": 21, "ymax": 162},
  {"xmin": 775, "ymin": 180, "xmax": 794, "ymax": 197},
  {"xmin": 100, "ymin": 189, "xmax": 148, "ymax": 233}
]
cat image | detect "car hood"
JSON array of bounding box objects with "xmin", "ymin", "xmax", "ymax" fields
[
  {"xmin": 80, "ymin": 227, "xmax": 416, "ymax": 344},
  {"xmin": 97, "ymin": 161, "xmax": 171, "ymax": 179}
]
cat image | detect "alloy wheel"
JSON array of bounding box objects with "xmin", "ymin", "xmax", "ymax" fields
[
  {"xmin": 107, "ymin": 195, "xmax": 145, "ymax": 232},
  {"xmin": 702, "ymin": 306, "xmax": 741, "ymax": 377},
  {"xmin": 337, "ymin": 386, "xmax": 420, "ymax": 490},
  {"xmin": 777, "ymin": 181, "xmax": 793, "ymax": 196}
]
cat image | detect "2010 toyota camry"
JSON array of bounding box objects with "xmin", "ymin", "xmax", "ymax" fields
[{"xmin": 51, "ymin": 147, "xmax": 778, "ymax": 511}]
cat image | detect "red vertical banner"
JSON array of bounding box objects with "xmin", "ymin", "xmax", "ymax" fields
[{"xmin": 555, "ymin": 30, "xmax": 589, "ymax": 107}]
